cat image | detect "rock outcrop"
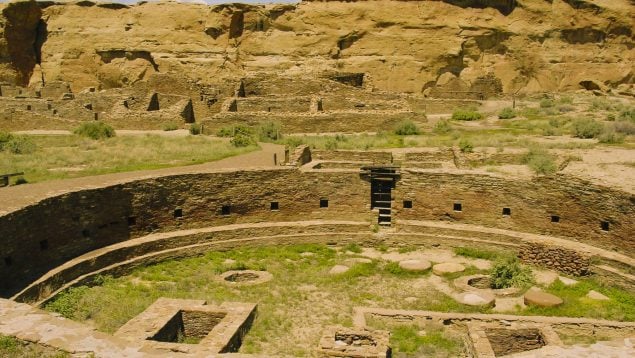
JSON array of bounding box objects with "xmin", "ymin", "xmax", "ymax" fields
[{"xmin": 0, "ymin": 0, "xmax": 630, "ymax": 95}]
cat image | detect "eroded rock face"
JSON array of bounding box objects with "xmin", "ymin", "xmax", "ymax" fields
[
  {"xmin": 0, "ymin": 0, "xmax": 631, "ymax": 95},
  {"xmin": 0, "ymin": 0, "xmax": 43, "ymax": 86}
]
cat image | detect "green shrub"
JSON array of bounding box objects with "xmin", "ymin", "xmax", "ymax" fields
[
  {"xmin": 614, "ymin": 120, "xmax": 635, "ymax": 135},
  {"xmin": 498, "ymin": 107, "xmax": 516, "ymax": 119},
  {"xmin": 258, "ymin": 121, "xmax": 282, "ymax": 141},
  {"xmin": 451, "ymin": 109, "xmax": 482, "ymax": 121},
  {"xmin": 606, "ymin": 113, "xmax": 616, "ymax": 121},
  {"xmin": 572, "ymin": 118, "xmax": 603, "ymax": 139},
  {"xmin": 522, "ymin": 148, "xmax": 557, "ymax": 175},
  {"xmin": 162, "ymin": 122, "xmax": 179, "ymax": 131},
  {"xmin": 0, "ymin": 135, "xmax": 36, "ymax": 154},
  {"xmin": 539, "ymin": 99, "xmax": 555, "ymax": 108},
  {"xmin": 490, "ymin": 257, "xmax": 533, "ymax": 289},
  {"xmin": 46, "ymin": 286, "xmax": 91, "ymax": 320},
  {"xmin": 73, "ymin": 121, "xmax": 115, "ymax": 140},
  {"xmin": 458, "ymin": 139, "xmax": 473, "ymax": 153},
  {"xmin": 618, "ymin": 107, "xmax": 635, "ymax": 122},
  {"xmin": 433, "ymin": 119, "xmax": 452, "ymax": 134},
  {"xmin": 230, "ymin": 133, "xmax": 256, "ymax": 147},
  {"xmin": 189, "ymin": 123, "xmax": 202, "ymax": 135},
  {"xmin": 216, "ymin": 126, "xmax": 234, "ymax": 137},
  {"xmin": 598, "ymin": 127, "xmax": 625, "ymax": 144},
  {"xmin": 559, "ymin": 96, "xmax": 573, "ymax": 104},
  {"xmin": 343, "ymin": 243, "xmax": 362, "ymax": 253},
  {"xmin": 394, "ymin": 120, "xmax": 420, "ymax": 135},
  {"xmin": 14, "ymin": 177, "xmax": 28, "ymax": 185}
]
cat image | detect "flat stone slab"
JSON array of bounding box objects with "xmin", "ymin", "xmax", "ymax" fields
[
  {"xmin": 433, "ymin": 262, "xmax": 466, "ymax": 275},
  {"xmin": 457, "ymin": 291, "xmax": 495, "ymax": 307},
  {"xmin": 558, "ymin": 276, "xmax": 578, "ymax": 286},
  {"xmin": 524, "ymin": 288, "xmax": 563, "ymax": 307},
  {"xmin": 587, "ymin": 290, "xmax": 610, "ymax": 301},
  {"xmin": 329, "ymin": 265, "xmax": 350, "ymax": 275},
  {"xmin": 398, "ymin": 259, "xmax": 431, "ymax": 272}
]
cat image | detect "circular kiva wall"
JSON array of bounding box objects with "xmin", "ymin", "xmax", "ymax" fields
[{"xmin": 0, "ymin": 167, "xmax": 633, "ymax": 301}]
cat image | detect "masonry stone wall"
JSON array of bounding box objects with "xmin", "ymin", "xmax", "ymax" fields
[
  {"xmin": 518, "ymin": 243, "xmax": 591, "ymax": 276},
  {"xmin": 1, "ymin": 167, "xmax": 633, "ymax": 299},
  {"xmin": 313, "ymin": 150, "xmax": 392, "ymax": 163},
  {"xmin": 0, "ymin": 168, "xmax": 370, "ymax": 297},
  {"xmin": 394, "ymin": 170, "xmax": 635, "ymax": 254}
]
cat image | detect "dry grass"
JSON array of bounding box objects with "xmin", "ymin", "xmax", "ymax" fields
[{"xmin": 0, "ymin": 134, "xmax": 257, "ymax": 183}]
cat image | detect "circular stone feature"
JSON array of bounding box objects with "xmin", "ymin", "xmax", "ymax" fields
[
  {"xmin": 433, "ymin": 262, "xmax": 466, "ymax": 276},
  {"xmin": 220, "ymin": 270, "xmax": 273, "ymax": 286},
  {"xmin": 457, "ymin": 291, "xmax": 495, "ymax": 307},
  {"xmin": 468, "ymin": 276, "xmax": 491, "ymax": 289},
  {"xmin": 329, "ymin": 265, "xmax": 350, "ymax": 275},
  {"xmin": 524, "ymin": 288, "xmax": 563, "ymax": 307},
  {"xmin": 398, "ymin": 259, "xmax": 431, "ymax": 272}
]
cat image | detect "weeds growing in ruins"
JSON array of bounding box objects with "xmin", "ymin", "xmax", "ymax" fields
[
  {"xmin": 0, "ymin": 335, "xmax": 69, "ymax": 358},
  {"xmin": 572, "ymin": 118, "xmax": 603, "ymax": 139},
  {"xmin": 489, "ymin": 257, "xmax": 533, "ymax": 289},
  {"xmin": 73, "ymin": 121, "xmax": 116, "ymax": 140},
  {"xmin": 454, "ymin": 247, "xmax": 502, "ymax": 261},
  {"xmin": 0, "ymin": 132, "xmax": 36, "ymax": 154},
  {"xmin": 522, "ymin": 148, "xmax": 557, "ymax": 175},
  {"xmin": 394, "ymin": 120, "xmax": 420, "ymax": 135},
  {"xmin": 452, "ymin": 109, "xmax": 483, "ymax": 121},
  {"xmin": 498, "ymin": 107, "xmax": 517, "ymax": 119}
]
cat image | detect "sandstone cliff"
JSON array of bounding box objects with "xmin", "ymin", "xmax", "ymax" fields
[{"xmin": 0, "ymin": 0, "xmax": 631, "ymax": 95}]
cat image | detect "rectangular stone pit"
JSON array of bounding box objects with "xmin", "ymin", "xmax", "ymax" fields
[
  {"xmin": 115, "ymin": 298, "xmax": 256, "ymax": 354},
  {"xmin": 485, "ymin": 328, "xmax": 546, "ymax": 357},
  {"xmin": 318, "ymin": 325, "xmax": 391, "ymax": 358}
]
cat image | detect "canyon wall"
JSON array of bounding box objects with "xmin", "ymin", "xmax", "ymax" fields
[{"xmin": 0, "ymin": 0, "xmax": 632, "ymax": 95}]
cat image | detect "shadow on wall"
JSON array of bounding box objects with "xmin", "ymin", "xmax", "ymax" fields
[{"xmin": 0, "ymin": 186, "xmax": 134, "ymax": 298}]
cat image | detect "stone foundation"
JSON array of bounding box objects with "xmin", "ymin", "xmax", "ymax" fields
[{"xmin": 519, "ymin": 243, "xmax": 591, "ymax": 276}]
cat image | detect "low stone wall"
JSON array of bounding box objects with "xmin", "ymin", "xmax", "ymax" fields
[
  {"xmin": 404, "ymin": 149, "xmax": 453, "ymax": 163},
  {"xmin": 313, "ymin": 149, "xmax": 392, "ymax": 163},
  {"xmin": 519, "ymin": 243, "xmax": 591, "ymax": 276}
]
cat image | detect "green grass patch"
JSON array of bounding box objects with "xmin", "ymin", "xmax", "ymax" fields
[
  {"xmin": 454, "ymin": 247, "xmax": 501, "ymax": 261},
  {"xmin": 0, "ymin": 134, "xmax": 257, "ymax": 183},
  {"xmin": 522, "ymin": 278, "xmax": 635, "ymax": 321}
]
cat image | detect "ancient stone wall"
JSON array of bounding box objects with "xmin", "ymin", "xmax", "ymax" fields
[
  {"xmin": 1, "ymin": 167, "xmax": 633, "ymax": 299},
  {"xmin": 394, "ymin": 170, "xmax": 635, "ymax": 254},
  {"xmin": 0, "ymin": 168, "xmax": 370, "ymax": 297},
  {"xmin": 313, "ymin": 150, "xmax": 392, "ymax": 163},
  {"xmin": 519, "ymin": 243, "xmax": 591, "ymax": 276}
]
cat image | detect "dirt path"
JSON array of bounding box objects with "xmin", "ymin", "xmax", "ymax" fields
[
  {"xmin": 12, "ymin": 129, "xmax": 193, "ymax": 137},
  {"xmin": 0, "ymin": 142, "xmax": 286, "ymax": 215}
]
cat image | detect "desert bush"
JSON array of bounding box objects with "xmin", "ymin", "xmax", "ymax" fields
[
  {"xmin": 606, "ymin": 113, "xmax": 616, "ymax": 121},
  {"xmin": 522, "ymin": 148, "xmax": 557, "ymax": 175},
  {"xmin": 618, "ymin": 107, "xmax": 635, "ymax": 122},
  {"xmin": 498, "ymin": 107, "xmax": 516, "ymax": 119},
  {"xmin": 589, "ymin": 98, "xmax": 614, "ymax": 111},
  {"xmin": 394, "ymin": 120, "xmax": 420, "ymax": 135},
  {"xmin": 216, "ymin": 126, "xmax": 234, "ymax": 137},
  {"xmin": 572, "ymin": 118, "xmax": 603, "ymax": 139},
  {"xmin": 614, "ymin": 120, "xmax": 635, "ymax": 135},
  {"xmin": 490, "ymin": 257, "xmax": 533, "ymax": 289},
  {"xmin": 189, "ymin": 123, "xmax": 202, "ymax": 135},
  {"xmin": 452, "ymin": 109, "xmax": 482, "ymax": 121},
  {"xmin": 558, "ymin": 96, "xmax": 573, "ymax": 104},
  {"xmin": 458, "ymin": 139, "xmax": 473, "ymax": 153},
  {"xmin": 162, "ymin": 122, "xmax": 179, "ymax": 131},
  {"xmin": 74, "ymin": 121, "xmax": 115, "ymax": 140},
  {"xmin": 557, "ymin": 105, "xmax": 575, "ymax": 113},
  {"xmin": 598, "ymin": 127, "xmax": 625, "ymax": 144},
  {"xmin": 433, "ymin": 119, "xmax": 452, "ymax": 134},
  {"xmin": 0, "ymin": 133, "xmax": 37, "ymax": 154},
  {"xmin": 539, "ymin": 99, "xmax": 554, "ymax": 108},
  {"xmin": 258, "ymin": 121, "xmax": 282, "ymax": 141},
  {"xmin": 230, "ymin": 133, "xmax": 256, "ymax": 147}
]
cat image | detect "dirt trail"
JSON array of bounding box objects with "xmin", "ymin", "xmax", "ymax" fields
[{"xmin": 0, "ymin": 143, "xmax": 286, "ymax": 215}]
